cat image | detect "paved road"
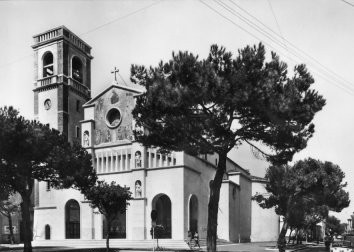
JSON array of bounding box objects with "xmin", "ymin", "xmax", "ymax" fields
[
  {"xmin": 200, "ymin": 243, "xmax": 327, "ymax": 252},
  {"xmin": 1, "ymin": 243, "xmax": 327, "ymax": 252},
  {"xmin": 300, "ymin": 247, "xmax": 327, "ymax": 252}
]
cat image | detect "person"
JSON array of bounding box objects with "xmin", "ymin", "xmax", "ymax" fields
[
  {"xmin": 194, "ymin": 231, "xmax": 200, "ymax": 248},
  {"xmin": 187, "ymin": 230, "xmax": 192, "ymax": 246}
]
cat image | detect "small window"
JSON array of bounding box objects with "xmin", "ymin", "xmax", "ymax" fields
[
  {"xmin": 46, "ymin": 182, "xmax": 50, "ymax": 191},
  {"xmin": 45, "ymin": 224, "xmax": 51, "ymax": 240},
  {"xmin": 76, "ymin": 100, "xmax": 80, "ymax": 112},
  {"xmin": 43, "ymin": 52, "xmax": 54, "ymax": 77},
  {"xmin": 76, "ymin": 126, "xmax": 80, "ymax": 138}
]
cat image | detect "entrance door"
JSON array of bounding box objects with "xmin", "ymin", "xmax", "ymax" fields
[
  {"xmin": 152, "ymin": 194, "xmax": 172, "ymax": 238},
  {"xmin": 65, "ymin": 200, "xmax": 80, "ymax": 239}
]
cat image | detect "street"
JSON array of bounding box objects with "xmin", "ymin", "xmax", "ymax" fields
[{"xmin": 200, "ymin": 243, "xmax": 327, "ymax": 252}]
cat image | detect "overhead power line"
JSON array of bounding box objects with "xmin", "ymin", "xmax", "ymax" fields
[
  {"xmin": 266, "ymin": 0, "xmax": 288, "ymax": 52},
  {"xmin": 199, "ymin": 0, "xmax": 354, "ymax": 96},
  {"xmin": 80, "ymin": 0, "xmax": 163, "ymax": 37},
  {"xmin": 214, "ymin": 0, "xmax": 354, "ymax": 95},
  {"xmin": 341, "ymin": 0, "xmax": 354, "ymax": 7},
  {"xmin": 227, "ymin": 0, "xmax": 354, "ymax": 92},
  {"xmin": 0, "ymin": 0, "xmax": 163, "ymax": 70}
]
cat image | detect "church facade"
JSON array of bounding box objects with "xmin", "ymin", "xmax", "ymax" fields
[{"xmin": 31, "ymin": 26, "xmax": 279, "ymax": 247}]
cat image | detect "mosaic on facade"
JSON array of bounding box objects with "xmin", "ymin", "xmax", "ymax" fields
[{"xmin": 94, "ymin": 88, "xmax": 135, "ymax": 145}]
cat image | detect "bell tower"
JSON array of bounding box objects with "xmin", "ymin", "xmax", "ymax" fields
[{"xmin": 32, "ymin": 26, "xmax": 93, "ymax": 141}]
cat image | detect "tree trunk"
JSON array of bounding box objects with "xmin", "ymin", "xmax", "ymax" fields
[
  {"xmin": 206, "ymin": 152, "xmax": 227, "ymax": 252},
  {"xmin": 106, "ymin": 217, "xmax": 110, "ymax": 252},
  {"xmin": 20, "ymin": 192, "xmax": 32, "ymax": 252},
  {"xmin": 278, "ymin": 219, "xmax": 288, "ymax": 252},
  {"xmin": 7, "ymin": 213, "xmax": 14, "ymax": 244}
]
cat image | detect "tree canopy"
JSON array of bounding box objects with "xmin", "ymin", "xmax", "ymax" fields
[
  {"xmin": 130, "ymin": 43, "xmax": 326, "ymax": 252},
  {"xmin": 84, "ymin": 180, "xmax": 132, "ymax": 252},
  {"xmin": 0, "ymin": 106, "xmax": 97, "ymax": 252},
  {"xmin": 326, "ymin": 215, "xmax": 346, "ymax": 236},
  {"xmin": 0, "ymin": 189, "xmax": 21, "ymax": 244},
  {"xmin": 254, "ymin": 158, "xmax": 350, "ymax": 252}
]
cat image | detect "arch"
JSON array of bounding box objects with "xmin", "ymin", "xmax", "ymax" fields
[
  {"xmin": 45, "ymin": 224, "xmax": 50, "ymax": 240},
  {"xmin": 42, "ymin": 52, "xmax": 54, "ymax": 77},
  {"xmin": 72, "ymin": 56, "xmax": 83, "ymax": 83},
  {"xmin": 65, "ymin": 199, "xmax": 80, "ymax": 239},
  {"xmin": 188, "ymin": 194, "xmax": 198, "ymax": 234},
  {"xmin": 152, "ymin": 193, "xmax": 172, "ymax": 238}
]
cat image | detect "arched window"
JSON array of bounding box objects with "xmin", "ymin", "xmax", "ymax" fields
[
  {"xmin": 72, "ymin": 57, "xmax": 83, "ymax": 83},
  {"xmin": 43, "ymin": 52, "xmax": 54, "ymax": 77},
  {"xmin": 65, "ymin": 199, "xmax": 80, "ymax": 239},
  {"xmin": 45, "ymin": 224, "xmax": 50, "ymax": 240},
  {"xmin": 152, "ymin": 194, "xmax": 172, "ymax": 238}
]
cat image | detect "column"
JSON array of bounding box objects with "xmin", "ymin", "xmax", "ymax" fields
[
  {"xmin": 115, "ymin": 152, "xmax": 118, "ymax": 172},
  {"xmin": 101, "ymin": 154, "xmax": 104, "ymax": 173},
  {"xmin": 125, "ymin": 149, "xmax": 128, "ymax": 170},
  {"xmin": 148, "ymin": 151, "xmax": 151, "ymax": 168},
  {"xmin": 120, "ymin": 149, "xmax": 123, "ymax": 171},
  {"xmin": 110, "ymin": 152, "xmax": 113, "ymax": 172}
]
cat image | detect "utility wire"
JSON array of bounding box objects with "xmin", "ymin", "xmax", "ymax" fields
[
  {"xmin": 341, "ymin": 0, "xmax": 354, "ymax": 7},
  {"xmin": 80, "ymin": 0, "xmax": 163, "ymax": 37},
  {"xmin": 118, "ymin": 72, "xmax": 129, "ymax": 86},
  {"xmin": 216, "ymin": 0, "xmax": 354, "ymax": 94},
  {"xmin": 204, "ymin": 0, "xmax": 354, "ymax": 96},
  {"xmin": 266, "ymin": 0, "xmax": 288, "ymax": 52},
  {"xmin": 0, "ymin": 0, "xmax": 163, "ymax": 70},
  {"xmin": 227, "ymin": 0, "xmax": 354, "ymax": 92}
]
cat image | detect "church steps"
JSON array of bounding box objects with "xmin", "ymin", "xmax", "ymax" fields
[{"xmin": 32, "ymin": 239, "xmax": 190, "ymax": 249}]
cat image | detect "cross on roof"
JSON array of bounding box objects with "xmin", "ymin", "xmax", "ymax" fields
[{"xmin": 111, "ymin": 67, "xmax": 119, "ymax": 82}]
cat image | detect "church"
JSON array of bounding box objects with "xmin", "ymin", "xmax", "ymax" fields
[{"xmin": 31, "ymin": 26, "xmax": 279, "ymax": 249}]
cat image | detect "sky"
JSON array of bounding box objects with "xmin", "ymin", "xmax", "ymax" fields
[{"xmin": 0, "ymin": 0, "xmax": 354, "ymax": 222}]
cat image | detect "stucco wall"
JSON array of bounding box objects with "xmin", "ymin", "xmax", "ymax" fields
[
  {"xmin": 33, "ymin": 188, "xmax": 91, "ymax": 240},
  {"xmin": 183, "ymin": 162, "xmax": 215, "ymax": 240},
  {"xmin": 36, "ymin": 88, "xmax": 58, "ymax": 128},
  {"xmin": 238, "ymin": 174, "xmax": 252, "ymax": 242},
  {"xmin": 251, "ymin": 181, "xmax": 279, "ymax": 242}
]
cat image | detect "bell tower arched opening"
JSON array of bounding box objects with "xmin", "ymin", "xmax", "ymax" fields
[
  {"xmin": 72, "ymin": 56, "xmax": 83, "ymax": 83},
  {"xmin": 42, "ymin": 52, "xmax": 54, "ymax": 78}
]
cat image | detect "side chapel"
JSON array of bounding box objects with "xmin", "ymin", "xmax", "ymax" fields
[{"xmin": 31, "ymin": 26, "xmax": 279, "ymax": 248}]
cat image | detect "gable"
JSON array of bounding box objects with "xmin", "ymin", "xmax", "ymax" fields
[{"xmin": 91, "ymin": 86, "xmax": 140, "ymax": 145}]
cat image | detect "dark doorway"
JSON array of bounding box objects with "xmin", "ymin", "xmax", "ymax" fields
[
  {"xmin": 65, "ymin": 200, "xmax": 80, "ymax": 239},
  {"xmin": 152, "ymin": 194, "xmax": 172, "ymax": 238},
  {"xmin": 102, "ymin": 212, "xmax": 126, "ymax": 239},
  {"xmin": 189, "ymin": 195, "xmax": 198, "ymax": 233}
]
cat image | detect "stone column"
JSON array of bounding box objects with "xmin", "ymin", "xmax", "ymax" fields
[{"xmin": 115, "ymin": 152, "xmax": 118, "ymax": 172}]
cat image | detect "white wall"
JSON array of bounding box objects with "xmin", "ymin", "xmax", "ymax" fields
[{"xmin": 251, "ymin": 181, "xmax": 279, "ymax": 242}]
